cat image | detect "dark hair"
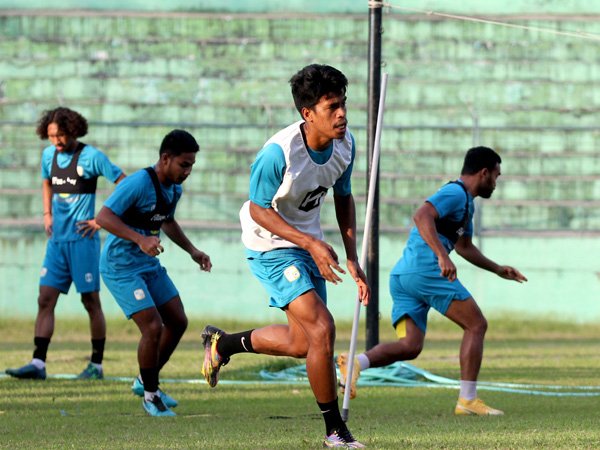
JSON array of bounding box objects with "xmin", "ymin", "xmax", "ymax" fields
[
  {"xmin": 36, "ymin": 107, "xmax": 88, "ymax": 139},
  {"xmin": 289, "ymin": 64, "xmax": 348, "ymax": 114},
  {"xmin": 159, "ymin": 129, "xmax": 199, "ymax": 156},
  {"xmin": 461, "ymin": 146, "xmax": 502, "ymax": 175}
]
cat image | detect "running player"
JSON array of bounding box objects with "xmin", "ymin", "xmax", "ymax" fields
[
  {"xmin": 96, "ymin": 129, "xmax": 212, "ymax": 417},
  {"xmin": 338, "ymin": 146, "xmax": 527, "ymax": 416},
  {"xmin": 201, "ymin": 64, "xmax": 369, "ymax": 448}
]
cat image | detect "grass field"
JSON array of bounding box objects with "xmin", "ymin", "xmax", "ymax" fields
[{"xmin": 2, "ymin": 316, "xmax": 600, "ymax": 449}]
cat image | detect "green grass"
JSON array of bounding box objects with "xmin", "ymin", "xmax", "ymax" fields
[{"xmin": 2, "ymin": 317, "xmax": 600, "ymax": 449}]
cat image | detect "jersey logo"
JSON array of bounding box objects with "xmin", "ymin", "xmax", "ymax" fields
[
  {"xmin": 299, "ymin": 186, "xmax": 328, "ymax": 212},
  {"xmin": 284, "ymin": 265, "xmax": 300, "ymax": 282}
]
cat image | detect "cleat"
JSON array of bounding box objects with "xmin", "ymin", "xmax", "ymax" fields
[
  {"xmin": 201, "ymin": 325, "xmax": 229, "ymax": 388},
  {"xmin": 323, "ymin": 428, "xmax": 365, "ymax": 448},
  {"xmin": 131, "ymin": 377, "xmax": 178, "ymax": 408},
  {"xmin": 337, "ymin": 352, "xmax": 360, "ymax": 400},
  {"xmin": 76, "ymin": 362, "xmax": 104, "ymax": 380},
  {"xmin": 5, "ymin": 363, "xmax": 47, "ymax": 380},
  {"xmin": 454, "ymin": 397, "xmax": 504, "ymax": 416},
  {"xmin": 142, "ymin": 395, "xmax": 176, "ymax": 417}
]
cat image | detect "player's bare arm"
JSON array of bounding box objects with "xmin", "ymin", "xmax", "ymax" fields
[
  {"xmin": 249, "ymin": 201, "xmax": 345, "ymax": 283},
  {"xmin": 96, "ymin": 206, "xmax": 163, "ymax": 257},
  {"xmin": 76, "ymin": 173, "xmax": 126, "ymax": 238},
  {"xmin": 455, "ymin": 236, "xmax": 527, "ymax": 283},
  {"xmin": 333, "ymin": 193, "xmax": 371, "ymax": 304},
  {"xmin": 413, "ymin": 202, "xmax": 457, "ymax": 281},
  {"xmin": 161, "ymin": 219, "xmax": 212, "ymax": 272},
  {"xmin": 42, "ymin": 178, "xmax": 53, "ymax": 237}
]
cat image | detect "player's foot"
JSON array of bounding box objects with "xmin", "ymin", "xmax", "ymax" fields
[
  {"xmin": 131, "ymin": 377, "xmax": 178, "ymax": 408},
  {"xmin": 454, "ymin": 397, "xmax": 504, "ymax": 416},
  {"xmin": 76, "ymin": 362, "xmax": 104, "ymax": 380},
  {"xmin": 5, "ymin": 363, "xmax": 47, "ymax": 380},
  {"xmin": 201, "ymin": 325, "xmax": 229, "ymax": 388},
  {"xmin": 337, "ymin": 352, "xmax": 360, "ymax": 399},
  {"xmin": 142, "ymin": 395, "xmax": 176, "ymax": 417},
  {"xmin": 323, "ymin": 428, "xmax": 366, "ymax": 448}
]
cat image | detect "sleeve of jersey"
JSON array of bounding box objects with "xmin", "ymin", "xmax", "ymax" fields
[
  {"xmin": 40, "ymin": 148, "xmax": 52, "ymax": 179},
  {"xmin": 248, "ymin": 143, "xmax": 286, "ymax": 208},
  {"xmin": 103, "ymin": 173, "xmax": 144, "ymax": 217},
  {"xmin": 332, "ymin": 134, "xmax": 355, "ymax": 196},
  {"xmin": 426, "ymin": 184, "xmax": 465, "ymax": 219},
  {"xmin": 89, "ymin": 148, "xmax": 123, "ymax": 182}
]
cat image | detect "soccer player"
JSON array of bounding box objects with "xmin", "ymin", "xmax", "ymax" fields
[
  {"xmin": 96, "ymin": 129, "xmax": 212, "ymax": 417},
  {"xmin": 338, "ymin": 146, "xmax": 527, "ymax": 416},
  {"xmin": 201, "ymin": 64, "xmax": 370, "ymax": 448},
  {"xmin": 6, "ymin": 107, "xmax": 125, "ymax": 381}
]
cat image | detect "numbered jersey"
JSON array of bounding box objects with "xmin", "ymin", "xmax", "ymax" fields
[{"xmin": 240, "ymin": 120, "xmax": 354, "ymax": 252}]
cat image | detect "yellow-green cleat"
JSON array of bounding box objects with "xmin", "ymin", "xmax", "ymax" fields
[
  {"xmin": 201, "ymin": 325, "xmax": 229, "ymax": 387},
  {"xmin": 336, "ymin": 352, "xmax": 360, "ymax": 400},
  {"xmin": 455, "ymin": 397, "xmax": 504, "ymax": 416}
]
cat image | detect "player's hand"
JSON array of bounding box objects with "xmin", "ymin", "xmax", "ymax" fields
[
  {"xmin": 191, "ymin": 249, "xmax": 212, "ymax": 272},
  {"xmin": 346, "ymin": 259, "xmax": 370, "ymax": 305},
  {"xmin": 76, "ymin": 219, "xmax": 101, "ymax": 238},
  {"xmin": 438, "ymin": 254, "xmax": 457, "ymax": 281},
  {"xmin": 496, "ymin": 265, "xmax": 527, "ymax": 283},
  {"xmin": 139, "ymin": 236, "xmax": 164, "ymax": 257},
  {"xmin": 307, "ymin": 239, "xmax": 345, "ymax": 284},
  {"xmin": 44, "ymin": 213, "xmax": 53, "ymax": 237}
]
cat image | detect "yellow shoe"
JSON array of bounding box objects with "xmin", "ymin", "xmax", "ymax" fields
[
  {"xmin": 336, "ymin": 352, "xmax": 360, "ymax": 400},
  {"xmin": 454, "ymin": 397, "xmax": 504, "ymax": 416}
]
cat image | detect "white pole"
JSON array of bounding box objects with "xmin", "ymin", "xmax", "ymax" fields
[{"xmin": 342, "ymin": 72, "xmax": 388, "ymax": 422}]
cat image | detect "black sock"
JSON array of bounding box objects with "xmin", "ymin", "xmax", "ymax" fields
[
  {"xmin": 139, "ymin": 367, "xmax": 159, "ymax": 393},
  {"xmin": 33, "ymin": 337, "xmax": 50, "ymax": 361},
  {"xmin": 90, "ymin": 338, "xmax": 105, "ymax": 364},
  {"xmin": 317, "ymin": 398, "xmax": 346, "ymax": 436},
  {"xmin": 217, "ymin": 330, "xmax": 255, "ymax": 358}
]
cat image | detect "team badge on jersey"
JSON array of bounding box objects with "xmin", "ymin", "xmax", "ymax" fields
[
  {"xmin": 284, "ymin": 265, "xmax": 300, "ymax": 282},
  {"xmin": 77, "ymin": 166, "xmax": 84, "ymax": 177},
  {"xmin": 299, "ymin": 186, "xmax": 328, "ymax": 212}
]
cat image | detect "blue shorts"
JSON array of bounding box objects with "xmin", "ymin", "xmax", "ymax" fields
[
  {"xmin": 389, "ymin": 272, "xmax": 472, "ymax": 334},
  {"xmin": 247, "ymin": 248, "xmax": 327, "ymax": 308},
  {"xmin": 101, "ymin": 265, "xmax": 179, "ymax": 319},
  {"xmin": 40, "ymin": 238, "xmax": 100, "ymax": 294}
]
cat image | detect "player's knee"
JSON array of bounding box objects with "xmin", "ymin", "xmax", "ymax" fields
[
  {"xmin": 172, "ymin": 314, "xmax": 188, "ymax": 335},
  {"xmin": 142, "ymin": 319, "xmax": 163, "ymax": 342},
  {"xmin": 288, "ymin": 344, "xmax": 309, "ymax": 359},
  {"xmin": 404, "ymin": 340, "xmax": 424, "ymax": 360},
  {"xmin": 37, "ymin": 294, "xmax": 56, "ymax": 311},
  {"xmin": 80, "ymin": 295, "xmax": 101, "ymax": 313},
  {"xmin": 315, "ymin": 320, "xmax": 336, "ymax": 356},
  {"xmin": 467, "ymin": 316, "xmax": 488, "ymax": 337}
]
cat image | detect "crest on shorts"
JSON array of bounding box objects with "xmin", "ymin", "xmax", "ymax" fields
[
  {"xmin": 284, "ymin": 265, "xmax": 300, "ymax": 282},
  {"xmin": 134, "ymin": 289, "xmax": 146, "ymax": 300}
]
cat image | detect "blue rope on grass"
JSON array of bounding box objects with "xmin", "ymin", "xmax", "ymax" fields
[
  {"xmin": 3, "ymin": 361, "xmax": 600, "ymax": 396},
  {"xmin": 260, "ymin": 361, "xmax": 600, "ymax": 397}
]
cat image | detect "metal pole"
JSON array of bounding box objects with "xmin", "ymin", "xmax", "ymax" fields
[
  {"xmin": 366, "ymin": 0, "xmax": 382, "ymax": 350},
  {"xmin": 342, "ymin": 73, "xmax": 389, "ymax": 423}
]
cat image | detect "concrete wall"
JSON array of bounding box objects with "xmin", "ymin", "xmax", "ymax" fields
[{"xmin": 0, "ymin": 4, "xmax": 599, "ymax": 322}]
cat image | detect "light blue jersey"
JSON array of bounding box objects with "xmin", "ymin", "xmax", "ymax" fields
[
  {"xmin": 249, "ymin": 137, "xmax": 355, "ymax": 209},
  {"xmin": 243, "ymin": 128, "xmax": 355, "ymax": 256},
  {"xmin": 41, "ymin": 144, "xmax": 123, "ymax": 242},
  {"xmin": 392, "ymin": 180, "xmax": 474, "ymax": 275},
  {"xmin": 99, "ymin": 168, "xmax": 182, "ymax": 275}
]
